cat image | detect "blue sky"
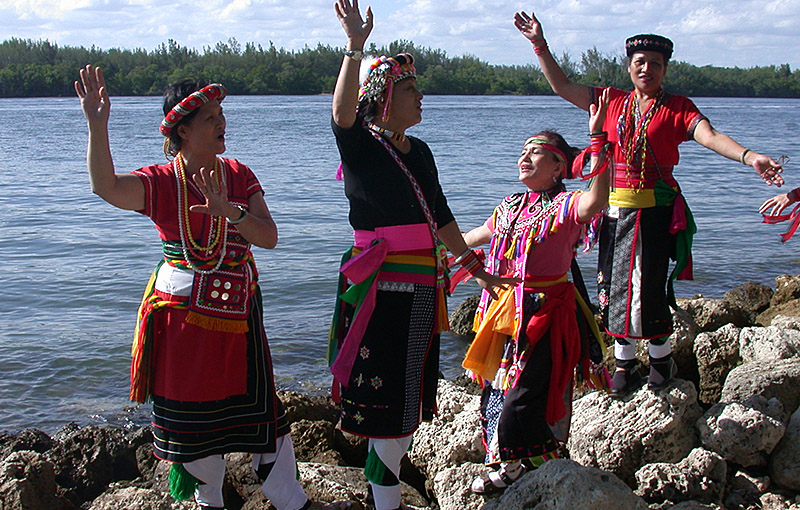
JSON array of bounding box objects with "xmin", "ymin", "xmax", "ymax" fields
[{"xmin": 2, "ymin": 0, "xmax": 799, "ymax": 69}]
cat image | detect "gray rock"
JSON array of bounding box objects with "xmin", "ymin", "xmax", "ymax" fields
[
  {"xmin": 758, "ymin": 298, "xmax": 800, "ymax": 326},
  {"xmin": 721, "ymin": 358, "xmax": 800, "ymax": 413},
  {"xmin": 567, "ymin": 379, "xmax": 702, "ymax": 486},
  {"xmin": 449, "ymin": 294, "xmax": 480, "ymax": 338},
  {"xmin": 482, "ymin": 459, "xmax": 648, "ymax": 510},
  {"xmin": 408, "ymin": 380, "xmax": 484, "ymax": 482},
  {"xmin": 770, "ymin": 404, "xmax": 800, "ymax": 491},
  {"xmin": 723, "ymin": 281, "xmax": 773, "ymax": 323},
  {"xmin": 771, "ymin": 314, "xmax": 800, "ymax": 331},
  {"xmin": 697, "ymin": 396, "xmax": 787, "ymax": 467},
  {"xmin": 666, "ymin": 502, "xmax": 724, "ymax": 510},
  {"xmin": 760, "ymin": 491, "xmax": 800, "ymax": 510},
  {"xmin": 693, "ymin": 324, "xmax": 742, "ymax": 405},
  {"xmin": 634, "ymin": 448, "xmax": 726, "ymax": 505},
  {"xmin": 86, "ymin": 485, "xmax": 195, "ymax": 509},
  {"xmin": 739, "ymin": 326, "xmax": 800, "ymax": 362},
  {"xmin": 0, "ymin": 450, "xmax": 73, "ymax": 510},
  {"xmin": 679, "ymin": 297, "xmax": 751, "ymax": 332},
  {"xmin": 668, "ymin": 305, "xmax": 701, "ymax": 390},
  {"xmin": 725, "ymin": 470, "xmax": 771, "ymax": 509},
  {"xmin": 431, "ymin": 462, "xmax": 485, "ymax": 510}
]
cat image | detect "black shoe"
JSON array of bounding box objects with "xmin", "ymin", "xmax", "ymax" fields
[
  {"xmin": 647, "ymin": 355, "xmax": 677, "ymax": 391},
  {"xmin": 610, "ymin": 359, "xmax": 643, "ymax": 399}
]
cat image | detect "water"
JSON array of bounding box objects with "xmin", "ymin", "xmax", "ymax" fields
[{"xmin": 1, "ymin": 95, "xmax": 799, "ymax": 434}]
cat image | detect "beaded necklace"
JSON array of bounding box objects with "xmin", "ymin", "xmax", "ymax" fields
[
  {"xmin": 174, "ymin": 153, "xmax": 227, "ymax": 274},
  {"xmin": 618, "ymin": 89, "xmax": 665, "ymax": 192},
  {"xmin": 367, "ymin": 122, "xmax": 407, "ymax": 143}
]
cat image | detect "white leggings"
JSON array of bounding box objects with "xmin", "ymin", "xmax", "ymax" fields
[
  {"xmin": 368, "ymin": 436, "xmax": 413, "ymax": 510},
  {"xmin": 183, "ymin": 435, "xmax": 307, "ymax": 510}
]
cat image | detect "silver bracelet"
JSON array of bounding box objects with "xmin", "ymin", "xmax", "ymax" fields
[
  {"xmin": 227, "ymin": 205, "xmax": 248, "ymax": 225},
  {"xmin": 739, "ymin": 148, "xmax": 751, "ymax": 166}
]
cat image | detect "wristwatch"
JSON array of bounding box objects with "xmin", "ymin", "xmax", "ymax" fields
[{"xmin": 344, "ymin": 49, "xmax": 364, "ymax": 61}]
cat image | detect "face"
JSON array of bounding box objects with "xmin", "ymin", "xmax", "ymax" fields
[
  {"xmin": 628, "ymin": 50, "xmax": 667, "ymax": 94},
  {"xmin": 380, "ymin": 77, "xmax": 423, "ymax": 130},
  {"xmin": 518, "ymin": 141, "xmax": 563, "ymax": 190},
  {"xmin": 177, "ymin": 99, "xmax": 226, "ymax": 155}
]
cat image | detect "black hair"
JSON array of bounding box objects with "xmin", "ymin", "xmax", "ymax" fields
[
  {"xmin": 163, "ymin": 79, "xmax": 208, "ymax": 156},
  {"xmin": 534, "ymin": 130, "xmax": 581, "ymax": 180}
]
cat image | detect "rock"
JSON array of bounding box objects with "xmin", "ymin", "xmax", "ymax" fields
[
  {"xmin": 666, "ymin": 502, "xmax": 723, "ymax": 510},
  {"xmin": 449, "ymin": 294, "xmax": 480, "ymax": 338},
  {"xmin": 567, "ymin": 379, "xmax": 702, "ymax": 486},
  {"xmin": 724, "ymin": 281, "xmax": 773, "ymax": 320},
  {"xmin": 430, "ymin": 462, "xmax": 485, "ymax": 510},
  {"xmin": 0, "ymin": 450, "xmax": 74, "ymax": 510},
  {"xmin": 669, "ymin": 305, "xmax": 701, "ymax": 390},
  {"xmin": 408, "ymin": 380, "xmax": 484, "ymax": 483},
  {"xmin": 721, "ymin": 358, "xmax": 800, "ymax": 414},
  {"xmin": 634, "ymin": 448, "xmax": 726, "ymax": 505},
  {"xmin": 739, "ymin": 326, "xmax": 800, "ymax": 362},
  {"xmin": 758, "ymin": 298, "xmax": 800, "ymax": 326},
  {"xmin": 86, "ymin": 484, "xmax": 195, "ymax": 509},
  {"xmin": 771, "ymin": 274, "xmax": 800, "ymax": 307},
  {"xmin": 482, "ymin": 459, "xmax": 648, "ymax": 510},
  {"xmin": 47, "ymin": 425, "xmax": 140, "ymax": 505},
  {"xmin": 697, "ymin": 396, "xmax": 787, "ymax": 467},
  {"xmin": 760, "ymin": 491, "xmax": 800, "ymax": 510},
  {"xmin": 725, "ymin": 470, "xmax": 771, "ymax": 509},
  {"xmin": 278, "ymin": 391, "xmax": 341, "ymax": 424},
  {"xmin": 291, "ymin": 419, "xmax": 345, "ymax": 466},
  {"xmin": 679, "ymin": 296, "xmax": 751, "ymax": 332},
  {"xmin": 693, "ymin": 324, "xmax": 742, "ymax": 404},
  {"xmin": 770, "ymin": 404, "xmax": 800, "ymax": 491},
  {"xmin": 771, "ymin": 314, "xmax": 800, "ymax": 331}
]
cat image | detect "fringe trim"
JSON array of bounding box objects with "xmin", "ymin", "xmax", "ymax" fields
[
  {"xmin": 169, "ymin": 463, "xmax": 200, "ymax": 501},
  {"xmin": 185, "ymin": 310, "xmax": 249, "ymax": 333}
]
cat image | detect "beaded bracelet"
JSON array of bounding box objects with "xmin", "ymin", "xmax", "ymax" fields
[
  {"xmin": 589, "ymin": 132, "xmax": 608, "ymax": 154},
  {"xmin": 533, "ymin": 43, "xmax": 549, "ymax": 56},
  {"xmin": 459, "ymin": 250, "xmax": 485, "ymax": 276}
]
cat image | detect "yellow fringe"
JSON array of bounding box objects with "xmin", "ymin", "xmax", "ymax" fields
[{"xmin": 185, "ymin": 310, "xmax": 249, "ymax": 333}]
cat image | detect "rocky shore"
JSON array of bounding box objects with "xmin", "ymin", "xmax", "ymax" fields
[{"xmin": 3, "ymin": 276, "xmax": 800, "ymax": 510}]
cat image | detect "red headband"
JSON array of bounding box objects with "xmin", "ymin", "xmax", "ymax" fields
[{"xmin": 160, "ymin": 83, "xmax": 227, "ymax": 136}]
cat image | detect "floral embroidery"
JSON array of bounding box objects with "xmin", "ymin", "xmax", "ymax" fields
[
  {"xmin": 598, "ymin": 288, "xmax": 608, "ymax": 309},
  {"xmin": 360, "ymin": 346, "xmax": 370, "ymax": 359},
  {"xmin": 355, "ymin": 373, "xmax": 364, "ymax": 387},
  {"xmin": 353, "ymin": 412, "xmax": 364, "ymax": 424},
  {"xmin": 370, "ymin": 376, "xmax": 383, "ymax": 390},
  {"xmin": 597, "ymin": 270, "xmax": 604, "ymax": 285}
]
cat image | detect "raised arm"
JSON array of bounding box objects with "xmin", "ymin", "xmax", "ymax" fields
[
  {"xmin": 74, "ymin": 65, "xmax": 144, "ymax": 210},
  {"xmin": 692, "ymin": 119, "xmax": 784, "ymax": 187},
  {"xmin": 577, "ymin": 88, "xmax": 611, "ymax": 222},
  {"xmin": 513, "ymin": 11, "xmax": 592, "ymax": 111},
  {"xmin": 332, "ymin": 0, "xmax": 373, "ymax": 128}
]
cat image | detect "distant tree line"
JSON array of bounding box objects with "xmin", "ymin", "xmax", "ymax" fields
[{"xmin": 1, "ymin": 37, "xmax": 799, "ymax": 98}]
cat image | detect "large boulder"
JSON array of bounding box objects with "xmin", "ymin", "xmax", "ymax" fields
[
  {"xmin": 723, "ymin": 281, "xmax": 773, "ymax": 324},
  {"xmin": 0, "ymin": 450, "xmax": 73, "ymax": 510},
  {"xmin": 771, "ymin": 314, "xmax": 800, "ymax": 331},
  {"xmin": 693, "ymin": 324, "xmax": 741, "ymax": 405},
  {"xmin": 770, "ymin": 404, "xmax": 800, "ymax": 491},
  {"xmin": 567, "ymin": 379, "xmax": 702, "ymax": 486},
  {"xmin": 738, "ymin": 326, "xmax": 800, "ymax": 362},
  {"xmin": 449, "ymin": 294, "xmax": 480, "ymax": 338},
  {"xmin": 697, "ymin": 396, "xmax": 786, "ymax": 467},
  {"xmin": 408, "ymin": 380, "xmax": 483, "ymax": 483},
  {"xmin": 86, "ymin": 485, "xmax": 195, "ymax": 509},
  {"xmin": 720, "ymin": 358, "xmax": 800, "ymax": 414},
  {"xmin": 678, "ymin": 297, "xmax": 751, "ymax": 332},
  {"xmin": 431, "ymin": 462, "xmax": 485, "ymax": 510},
  {"xmin": 758, "ymin": 298, "xmax": 800, "ymax": 326},
  {"xmin": 634, "ymin": 448, "xmax": 727, "ymax": 505},
  {"xmin": 770, "ymin": 274, "xmax": 800, "ymax": 307},
  {"xmin": 482, "ymin": 459, "xmax": 648, "ymax": 510},
  {"xmin": 668, "ymin": 305, "xmax": 701, "ymax": 390}
]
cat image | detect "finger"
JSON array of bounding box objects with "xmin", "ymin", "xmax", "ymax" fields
[
  {"xmin": 365, "ymin": 5, "xmax": 373, "ymax": 26},
  {"xmin": 74, "ymin": 80, "xmax": 85, "ymax": 99}
]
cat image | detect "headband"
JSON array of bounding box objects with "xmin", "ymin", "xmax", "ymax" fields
[
  {"xmin": 160, "ymin": 83, "xmax": 227, "ymax": 136},
  {"xmin": 625, "ymin": 34, "xmax": 673, "ymax": 60},
  {"xmin": 359, "ymin": 53, "xmax": 416, "ymax": 122},
  {"xmin": 525, "ymin": 136, "xmax": 567, "ymax": 163}
]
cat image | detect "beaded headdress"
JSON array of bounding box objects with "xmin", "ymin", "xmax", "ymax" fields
[
  {"xmin": 625, "ymin": 34, "xmax": 673, "ymax": 60},
  {"xmin": 160, "ymin": 83, "xmax": 227, "ymax": 136},
  {"xmin": 358, "ymin": 53, "xmax": 416, "ymax": 122}
]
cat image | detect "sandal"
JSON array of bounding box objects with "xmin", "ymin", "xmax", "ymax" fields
[
  {"xmin": 647, "ymin": 355, "xmax": 677, "ymax": 391},
  {"xmin": 470, "ymin": 464, "xmax": 525, "ymax": 495},
  {"xmin": 610, "ymin": 359, "xmax": 643, "ymax": 399}
]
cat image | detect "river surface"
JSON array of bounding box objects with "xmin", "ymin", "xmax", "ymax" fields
[{"xmin": 1, "ymin": 94, "xmax": 799, "ymax": 433}]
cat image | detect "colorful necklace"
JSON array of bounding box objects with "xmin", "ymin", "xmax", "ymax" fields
[
  {"xmin": 618, "ymin": 90, "xmax": 665, "ymax": 192},
  {"xmin": 367, "ymin": 122, "xmax": 407, "ymax": 143},
  {"xmin": 174, "ymin": 153, "xmax": 227, "ymax": 274}
]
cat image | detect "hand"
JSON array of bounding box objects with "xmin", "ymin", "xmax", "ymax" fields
[
  {"xmin": 760, "ymin": 190, "xmax": 797, "ymax": 216},
  {"xmin": 190, "ymin": 165, "xmax": 239, "ymax": 218},
  {"xmin": 474, "ymin": 270, "xmax": 522, "ymax": 300},
  {"xmin": 74, "ymin": 65, "xmax": 110, "ymax": 126},
  {"xmin": 752, "ymin": 153, "xmax": 785, "ymax": 187},
  {"xmin": 589, "ymin": 88, "xmax": 610, "ymax": 133},
  {"xmin": 513, "ymin": 11, "xmax": 544, "ymax": 43},
  {"xmin": 334, "ymin": 0, "xmax": 373, "ymax": 49}
]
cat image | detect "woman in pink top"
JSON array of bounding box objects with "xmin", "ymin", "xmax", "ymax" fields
[{"xmin": 461, "ymin": 91, "xmax": 611, "ymax": 494}]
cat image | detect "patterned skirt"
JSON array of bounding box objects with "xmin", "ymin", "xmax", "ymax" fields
[{"xmin": 149, "ymin": 287, "xmax": 287, "ymax": 463}]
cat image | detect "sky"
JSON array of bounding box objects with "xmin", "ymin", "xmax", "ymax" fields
[{"xmin": 2, "ymin": 0, "xmax": 799, "ymax": 69}]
